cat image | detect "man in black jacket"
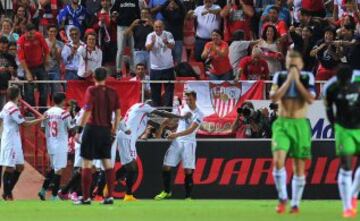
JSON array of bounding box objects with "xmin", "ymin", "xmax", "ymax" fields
[{"xmin": 111, "ymin": 0, "xmax": 141, "ymax": 76}]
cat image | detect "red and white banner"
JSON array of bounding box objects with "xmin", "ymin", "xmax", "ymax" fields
[
  {"xmin": 182, "ymin": 81, "xmax": 265, "ymax": 136},
  {"xmin": 66, "ymin": 80, "xmax": 141, "ymax": 116}
]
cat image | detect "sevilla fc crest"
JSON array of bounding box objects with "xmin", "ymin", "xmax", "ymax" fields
[{"xmin": 210, "ymin": 82, "xmax": 241, "ymax": 118}]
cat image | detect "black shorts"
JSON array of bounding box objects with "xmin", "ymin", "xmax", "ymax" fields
[{"xmin": 80, "ymin": 125, "xmax": 112, "ymax": 160}]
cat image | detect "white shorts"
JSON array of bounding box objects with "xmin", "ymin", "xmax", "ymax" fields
[
  {"xmin": 163, "ymin": 140, "xmax": 196, "ymax": 169},
  {"xmin": 73, "ymin": 144, "xmax": 82, "ymax": 168},
  {"xmin": 0, "ymin": 140, "xmax": 24, "ymax": 167},
  {"xmin": 93, "ymin": 159, "xmax": 102, "ymax": 169},
  {"xmin": 49, "ymin": 152, "xmax": 68, "ymax": 172},
  {"xmin": 117, "ymin": 130, "xmax": 137, "ymax": 165}
]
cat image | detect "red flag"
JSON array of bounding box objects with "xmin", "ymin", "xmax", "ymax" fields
[{"xmin": 66, "ymin": 80, "xmax": 141, "ymax": 116}]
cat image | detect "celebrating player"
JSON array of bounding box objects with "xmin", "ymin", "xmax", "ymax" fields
[
  {"xmin": 116, "ymin": 100, "xmax": 186, "ymax": 201},
  {"xmin": 74, "ymin": 67, "xmax": 121, "ymax": 205},
  {"xmin": 154, "ymin": 90, "xmax": 204, "ymax": 200},
  {"xmin": 58, "ymin": 101, "xmax": 83, "ymax": 201},
  {"xmin": 0, "ymin": 86, "xmax": 46, "ymax": 200},
  {"xmin": 323, "ymin": 65, "xmax": 360, "ymax": 218},
  {"xmin": 38, "ymin": 93, "xmax": 75, "ymax": 201},
  {"xmin": 270, "ymin": 50, "xmax": 315, "ymax": 214}
]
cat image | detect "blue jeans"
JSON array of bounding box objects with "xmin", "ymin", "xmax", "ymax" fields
[
  {"xmin": 194, "ymin": 38, "xmax": 210, "ymax": 62},
  {"xmin": 150, "ymin": 68, "xmax": 175, "ymax": 108},
  {"xmin": 48, "ymin": 68, "xmax": 62, "ymax": 94},
  {"xmin": 208, "ymin": 70, "xmax": 234, "ymax": 80},
  {"xmin": 65, "ymin": 69, "xmax": 79, "ymax": 80},
  {"xmin": 172, "ymin": 41, "xmax": 183, "ymax": 64},
  {"xmin": 24, "ymin": 66, "xmax": 49, "ymax": 113},
  {"xmin": 134, "ymin": 50, "xmax": 150, "ymax": 71}
]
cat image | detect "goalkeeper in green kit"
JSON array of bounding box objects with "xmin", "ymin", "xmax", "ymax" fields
[
  {"xmin": 323, "ymin": 65, "xmax": 360, "ymax": 218},
  {"xmin": 270, "ymin": 50, "xmax": 315, "ymax": 214}
]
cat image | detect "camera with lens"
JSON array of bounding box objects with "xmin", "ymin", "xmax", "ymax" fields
[{"xmin": 237, "ymin": 106, "xmax": 253, "ymax": 118}]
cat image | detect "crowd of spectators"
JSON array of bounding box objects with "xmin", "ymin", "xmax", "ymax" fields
[{"xmin": 0, "ymin": 0, "xmax": 360, "ymax": 113}]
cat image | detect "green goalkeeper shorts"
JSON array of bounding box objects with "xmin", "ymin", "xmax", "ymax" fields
[
  {"xmin": 271, "ymin": 117, "xmax": 312, "ymax": 159},
  {"xmin": 335, "ymin": 123, "xmax": 360, "ymax": 156}
]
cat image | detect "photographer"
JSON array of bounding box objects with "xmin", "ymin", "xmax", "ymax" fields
[{"xmin": 231, "ymin": 101, "xmax": 271, "ymax": 138}]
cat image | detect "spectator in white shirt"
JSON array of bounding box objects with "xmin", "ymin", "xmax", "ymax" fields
[
  {"xmin": 61, "ymin": 27, "xmax": 84, "ymax": 80},
  {"xmin": 77, "ymin": 30, "xmax": 103, "ymax": 80},
  {"xmin": 188, "ymin": 0, "xmax": 221, "ymax": 61},
  {"xmin": 145, "ymin": 20, "xmax": 175, "ymax": 109}
]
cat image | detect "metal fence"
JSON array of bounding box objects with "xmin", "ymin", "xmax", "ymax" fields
[{"xmin": 9, "ymin": 79, "xmax": 328, "ymax": 110}]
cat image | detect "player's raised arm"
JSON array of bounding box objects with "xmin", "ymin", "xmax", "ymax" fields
[{"xmin": 293, "ymin": 70, "xmax": 315, "ymax": 104}]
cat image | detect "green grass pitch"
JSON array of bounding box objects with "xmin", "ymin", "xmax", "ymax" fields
[{"xmin": 0, "ymin": 200, "xmax": 351, "ymax": 221}]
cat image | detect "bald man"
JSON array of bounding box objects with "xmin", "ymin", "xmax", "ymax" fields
[{"xmin": 145, "ymin": 20, "xmax": 175, "ymax": 110}]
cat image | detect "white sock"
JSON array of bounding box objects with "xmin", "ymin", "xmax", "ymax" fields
[
  {"xmin": 291, "ymin": 175, "xmax": 306, "ymax": 207},
  {"xmin": 351, "ymin": 167, "xmax": 360, "ymax": 198},
  {"xmin": 338, "ymin": 168, "xmax": 353, "ymax": 211},
  {"xmin": 272, "ymin": 168, "xmax": 288, "ymax": 201}
]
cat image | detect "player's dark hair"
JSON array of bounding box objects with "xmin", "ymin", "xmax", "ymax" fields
[
  {"xmin": 94, "ymin": 67, "xmax": 108, "ymax": 81},
  {"xmin": 7, "ymin": 85, "xmax": 20, "ymax": 101},
  {"xmin": 336, "ymin": 64, "xmax": 353, "ymax": 85},
  {"xmin": 185, "ymin": 91, "xmax": 197, "ymax": 99},
  {"xmin": 53, "ymin": 92, "xmax": 66, "ymax": 105},
  {"xmin": 136, "ymin": 63, "xmax": 146, "ymax": 68}
]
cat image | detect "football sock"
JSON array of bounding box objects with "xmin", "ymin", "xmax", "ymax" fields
[
  {"xmin": 125, "ymin": 169, "xmax": 135, "ymax": 195},
  {"xmin": 96, "ymin": 171, "xmax": 106, "ymax": 196},
  {"xmin": 90, "ymin": 172, "xmax": 99, "ymax": 196},
  {"xmin": 51, "ymin": 174, "xmax": 61, "ymax": 197},
  {"xmin": 185, "ymin": 173, "xmax": 193, "ymax": 198},
  {"xmin": 61, "ymin": 171, "xmax": 81, "ymax": 194},
  {"xmin": 291, "ymin": 175, "xmax": 306, "ymax": 207},
  {"xmin": 272, "ymin": 168, "xmax": 288, "ymax": 201},
  {"xmin": 116, "ymin": 167, "xmax": 127, "ymax": 181},
  {"xmin": 338, "ymin": 168, "xmax": 352, "ymax": 210},
  {"xmin": 351, "ymin": 166, "xmax": 360, "ymax": 198},
  {"xmin": 81, "ymin": 168, "xmax": 93, "ymax": 200},
  {"xmin": 10, "ymin": 170, "xmax": 21, "ymax": 192},
  {"xmin": 0, "ymin": 166, "xmax": 2, "ymax": 188},
  {"xmin": 42, "ymin": 170, "xmax": 55, "ymax": 190},
  {"xmin": 105, "ymin": 169, "xmax": 114, "ymax": 198},
  {"xmin": 162, "ymin": 170, "xmax": 171, "ymax": 193},
  {"xmin": 3, "ymin": 171, "xmax": 13, "ymax": 196}
]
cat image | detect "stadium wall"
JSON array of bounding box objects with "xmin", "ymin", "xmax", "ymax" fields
[{"xmin": 113, "ymin": 140, "xmax": 354, "ymax": 199}]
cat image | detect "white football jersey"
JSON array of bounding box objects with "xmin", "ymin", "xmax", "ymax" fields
[
  {"xmin": 43, "ymin": 106, "xmax": 74, "ymax": 154},
  {"xmin": 0, "ymin": 101, "xmax": 25, "ymax": 150},
  {"xmin": 122, "ymin": 103, "xmax": 156, "ymax": 139},
  {"xmin": 176, "ymin": 105, "xmax": 204, "ymax": 142}
]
